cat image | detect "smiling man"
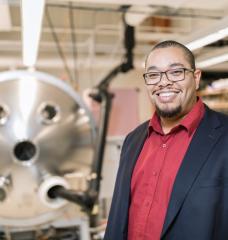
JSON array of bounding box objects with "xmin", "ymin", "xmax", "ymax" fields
[
  {"xmin": 104, "ymin": 40, "xmax": 228, "ymax": 240},
  {"xmin": 144, "ymin": 44, "xmax": 201, "ymax": 133}
]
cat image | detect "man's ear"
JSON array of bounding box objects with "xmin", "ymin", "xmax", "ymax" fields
[{"xmin": 194, "ymin": 69, "xmax": 201, "ymax": 90}]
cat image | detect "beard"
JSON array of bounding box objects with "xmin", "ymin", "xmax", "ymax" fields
[{"xmin": 155, "ymin": 105, "xmax": 182, "ymax": 118}]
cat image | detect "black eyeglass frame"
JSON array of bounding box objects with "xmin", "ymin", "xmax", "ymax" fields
[{"xmin": 143, "ymin": 67, "xmax": 195, "ymax": 85}]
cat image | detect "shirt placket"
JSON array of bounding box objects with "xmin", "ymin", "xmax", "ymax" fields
[{"xmin": 138, "ymin": 135, "xmax": 169, "ymax": 240}]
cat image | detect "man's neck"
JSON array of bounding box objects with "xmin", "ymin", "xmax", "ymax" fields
[{"xmin": 160, "ymin": 116, "xmax": 183, "ymax": 134}]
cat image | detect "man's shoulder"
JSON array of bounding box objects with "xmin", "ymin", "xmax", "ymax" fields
[
  {"xmin": 206, "ymin": 106, "xmax": 228, "ymax": 129},
  {"xmin": 126, "ymin": 120, "xmax": 149, "ymax": 142},
  {"xmin": 208, "ymin": 107, "xmax": 228, "ymax": 121},
  {"xmin": 120, "ymin": 120, "xmax": 149, "ymax": 155},
  {"xmin": 128, "ymin": 120, "xmax": 149, "ymax": 136}
]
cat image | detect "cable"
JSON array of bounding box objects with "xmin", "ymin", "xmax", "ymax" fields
[
  {"xmin": 69, "ymin": 2, "xmax": 79, "ymax": 90},
  {"xmin": 45, "ymin": 6, "xmax": 74, "ymax": 84}
]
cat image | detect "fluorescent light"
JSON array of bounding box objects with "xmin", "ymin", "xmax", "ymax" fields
[
  {"xmin": 197, "ymin": 53, "xmax": 228, "ymax": 68},
  {"xmin": 21, "ymin": 0, "xmax": 45, "ymax": 67},
  {"xmin": 186, "ymin": 28, "xmax": 228, "ymax": 51},
  {"xmin": 183, "ymin": 16, "xmax": 228, "ymax": 51}
]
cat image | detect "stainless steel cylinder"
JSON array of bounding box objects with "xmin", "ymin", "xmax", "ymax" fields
[{"xmin": 0, "ymin": 70, "xmax": 96, "ymax": 227}]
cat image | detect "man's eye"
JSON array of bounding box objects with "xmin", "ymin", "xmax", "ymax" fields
[
  {"xmin": 169, "ymin": 69, "xmax": 183, "ymax": 76},
  {"xmin": 147, "ymin": 73, "xmax": 160, "ymax": 79}
]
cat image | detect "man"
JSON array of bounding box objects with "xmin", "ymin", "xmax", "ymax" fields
[{"xmin": 104, "ymin": 40, "xmax": 228, "ymax": 240}]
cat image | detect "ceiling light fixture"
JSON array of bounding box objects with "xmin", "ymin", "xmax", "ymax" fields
[
  {"xmin": 21, "ymin": 0, "xmax": 45, "ymax": 68},
  {"xmin": 184, "ymin": 16, "xmax": 228, "ymax": 51},
  {"xmin": 197, "ymin": 53, "xmax": 228, "ymax": 68},
  {"xmin": 187, "ymin": 28, "xmax": 228, "ymax": 51},
  {"xmin": 124, "ymin": 5, "xmax": 155, "ymax": 27}
]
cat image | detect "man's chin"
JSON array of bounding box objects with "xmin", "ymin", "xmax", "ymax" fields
[{"xmin": 155, "ymin": 105, "xmax": 182, "ymax": 118}]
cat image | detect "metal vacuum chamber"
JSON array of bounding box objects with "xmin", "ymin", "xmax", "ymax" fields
[{"xmin": 0, "ymin": 70, "xmax": 96, "ymax": 229}]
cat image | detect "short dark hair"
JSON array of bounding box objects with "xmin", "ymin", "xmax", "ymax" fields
[{"xmin": 146, "ymin": 40, "xmax": 196, "ymax": 70}]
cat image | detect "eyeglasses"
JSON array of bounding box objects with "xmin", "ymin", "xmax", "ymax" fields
[{"xmin": 143, "ymin": 68, "xmax": 195, "ymax": 85}]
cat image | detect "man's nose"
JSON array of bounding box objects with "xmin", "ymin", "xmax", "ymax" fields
[{"xmin": 159, "ymin": 72, "xmax": 173, "ymax": 86}]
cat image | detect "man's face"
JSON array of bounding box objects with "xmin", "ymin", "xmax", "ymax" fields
[{"xmin": 145, "ymin": 47, "xmax": 201, "ymax": 119}]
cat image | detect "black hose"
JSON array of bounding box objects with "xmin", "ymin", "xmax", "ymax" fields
[{"xmin": 48, "ymin": 185, "xmax": 96, "ymax": 212}]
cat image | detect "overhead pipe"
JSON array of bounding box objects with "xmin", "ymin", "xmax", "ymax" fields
[{"xmin": 50, "ymin": 15, "xmax": 135, "ymax": 214}]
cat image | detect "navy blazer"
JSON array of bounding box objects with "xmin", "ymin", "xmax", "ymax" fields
[{"xmin": 104, "ymin": 106, "xmax": 228, "ymax": 240}]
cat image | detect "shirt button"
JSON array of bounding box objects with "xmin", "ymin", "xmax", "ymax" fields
[
  {"xmin": 152, "ymin": 171, "xmax": 157, "ymax": 176},
  {"xmin": 162, "ymin": 143, "xmax": 166, "ymax": 148}
]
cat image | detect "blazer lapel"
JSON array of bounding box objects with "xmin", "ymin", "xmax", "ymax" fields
[
  {"xmin": 120, "ymin": 122, "xmax": 148, "ymax": 232},
  {"xmin": 161, "ymin": 108, "xmax": 224, "ymax": 238}
]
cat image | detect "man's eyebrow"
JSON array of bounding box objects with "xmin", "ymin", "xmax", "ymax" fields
[
  {"xmin": 146, "ymin": 66, "xmax": 158, "ymax": 72},
  {"xmin": 146, "ymin": 63, "xmax": 185, "ymax": 72},
  {"xmin": 169, "ymin": 63, "xmax": 185, "ymax": 68}
]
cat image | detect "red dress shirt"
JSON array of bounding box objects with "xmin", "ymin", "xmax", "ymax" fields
[{"xmin": 128, "ymin": 98, "xmax": 205, "ymax": 240}]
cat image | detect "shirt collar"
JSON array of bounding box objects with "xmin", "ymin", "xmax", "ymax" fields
[{"xmin": 148, "ymin": 97, "xmax": 205, "ymax": 136}]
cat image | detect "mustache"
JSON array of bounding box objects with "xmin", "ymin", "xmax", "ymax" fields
[{"xmin": 152, "ymin": 87, "xmax": 181, "ymax": 95}]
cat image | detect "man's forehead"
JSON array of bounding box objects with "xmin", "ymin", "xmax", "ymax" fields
[
  {"xmin": 148, "ymin": 46, "xmax": 185, "ymax": 58},
  {"xmin": 146, "ymin": 47, "xmax": 189, "ymax": 70}
]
